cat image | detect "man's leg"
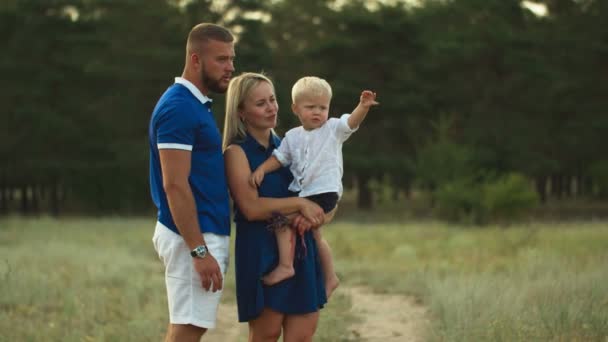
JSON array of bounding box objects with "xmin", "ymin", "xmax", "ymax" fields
[
  {"xmin": 166, "ymin": 324, "xmax": 207, "ymax": 342},
  {"xmin": 154, "ymin": 224, "xmax": 229, "ymax": 341}
]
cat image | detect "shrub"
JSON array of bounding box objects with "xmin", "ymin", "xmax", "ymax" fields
[
  {"xmin": 434, "ymin": 173, "xmax": 539, "ymax": 225},
  {"xmin": 482, "ymin": 173, "xmax": 539, "ymax": 223},
  {"xmin": 435, "ymin": 179, "xmax": 485, "ymax": 224}
]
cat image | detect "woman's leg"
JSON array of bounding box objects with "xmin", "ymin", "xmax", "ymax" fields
[
  {"xmin": 262, "ymin": 228, "xmax": 296, "ymax": 285},
  {"xmin": 248, "ymin": 308, "xmax": 284, "ymax": 342},
  {"xmin": 282, "ymin": 311, "xmax": 320, "ymax": 342},
  {"xmin": 312, "ymin": 228, "xmax": 339, "ymax": 299}
]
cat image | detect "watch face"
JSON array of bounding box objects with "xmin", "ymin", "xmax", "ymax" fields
[{"xmin": 194, "ymin": 245, "xmax": 207, "ymax": 258}]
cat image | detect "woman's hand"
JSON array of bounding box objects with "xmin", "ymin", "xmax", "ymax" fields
[
  {"xmin": 299, "ymin": 199, "xmax": 325, "ymax": 227},
  {"xmin": 291, "ymin": 214, "xmax": 314, "ymax": 235}
]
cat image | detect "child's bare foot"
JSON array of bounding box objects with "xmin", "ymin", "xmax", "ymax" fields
[
  {"xmin": 262, "ymin": 265, "xmax": 295, "ymax": 286},
  {"xmin": 325, "ymin": 274, "xmax": 340, "ymax": 299}
]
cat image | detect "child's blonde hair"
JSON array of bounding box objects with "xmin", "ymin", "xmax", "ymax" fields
[{"xmin": 291, "ymin": 76, "xmax": 332, "ymax": 104}]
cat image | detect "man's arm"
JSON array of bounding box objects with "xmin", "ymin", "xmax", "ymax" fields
[
  {"xmin": 159, "ymin": 149, "xmax": 223, "ymax": 292},
  {"xmin": 347, "ymin": 90, "xmax": 379, "ymax": 129}
]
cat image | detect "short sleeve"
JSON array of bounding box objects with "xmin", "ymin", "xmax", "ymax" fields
[
  {"xmin": 156, "ymin": 103, "xmax": 197, "ymax": 151},
  {"xmin": 332, "ymin": 114, "xmax": 358, "ymax": 143},
  {"xmin": 273, "ymin": 133, "xmax": 293, "ymax": 166}
]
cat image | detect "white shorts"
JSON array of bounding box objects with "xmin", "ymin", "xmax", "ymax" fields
[{"xmin": 152, "ymin": 221, "xmax": 230, "ymax": 329}]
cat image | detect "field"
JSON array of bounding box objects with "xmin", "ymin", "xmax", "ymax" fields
[{"xmin": 1, "ymin": 217, "xmax": 607, "ymax": 341}]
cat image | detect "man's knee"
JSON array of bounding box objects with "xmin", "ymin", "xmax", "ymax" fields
[{"xmin": 167, "ymin": 324, "xmax": 207, "ymax": 342}]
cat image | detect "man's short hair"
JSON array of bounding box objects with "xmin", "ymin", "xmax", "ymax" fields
[
  {"xmin": 291, "ymin": 76, "xmax": 333, "ymax": 104},
  {"xmin": 187, "ymin": 23, "xmax": 234, "ymax": 54}
]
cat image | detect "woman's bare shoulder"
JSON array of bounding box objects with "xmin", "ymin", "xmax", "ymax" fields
[{"xmin": 224, "ymin": 144, "xmax": 245, "ymax": 158}]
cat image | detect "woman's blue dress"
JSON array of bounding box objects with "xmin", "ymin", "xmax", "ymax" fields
[{"xmin": 233, "ymin": 133, "xmax": 327, "ymax": 322}]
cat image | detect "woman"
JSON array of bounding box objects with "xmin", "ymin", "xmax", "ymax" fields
[{"xmin": 223, "ymin": 72, "xmax": 327, "ymax": 341}]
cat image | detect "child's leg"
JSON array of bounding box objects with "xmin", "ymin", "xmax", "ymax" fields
[
  {"xmin": 313, "ymin": 227, "xmax": 340, "ymax": 299},
  {"xmin": 262, "ymin": 227, "xmax": 296, "ymax": 286}
]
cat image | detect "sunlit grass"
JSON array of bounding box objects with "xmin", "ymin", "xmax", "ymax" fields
[
  {"xmin": 0, "ymin": 217, "xmax": 353, "ymax": 342},
  {"xmin": 324, "ymin": 221, "xmax": 608, "ymax": 341},
  {"xmin": 1, "ymin": 217, "xmax": 607, "ymax": 341}
]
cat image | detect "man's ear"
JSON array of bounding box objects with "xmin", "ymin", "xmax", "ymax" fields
[{"xmin": 190, "ymin": 53, "xmax": 201, "ymax": 71}]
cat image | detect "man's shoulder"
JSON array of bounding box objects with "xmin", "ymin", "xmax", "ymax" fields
[
  {"xmin": 159, "ymin": 84, "xmax": 196, "ymax": 107},
  {"xmin": 155, "ymin": 86, "xmax": 198, "ymax": 117}
]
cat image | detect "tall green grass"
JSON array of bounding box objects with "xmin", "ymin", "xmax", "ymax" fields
[
  {"xmin": 326, "ymin": 221, "xmax": 608, "ymax": 341},
  {"xmin": 0, "ymin": 217, "xmax": 354, "ymax": 341},
  {"xmin": 1, "ymin": 217, "xmax": 607, "ymax": 341}
]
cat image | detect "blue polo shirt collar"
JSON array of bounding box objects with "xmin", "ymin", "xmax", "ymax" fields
[
  {"xmin": 174, "ymin": 77, "xmax": 213, "ymax": 107},
  {"xmin": 246, "ymin": 133, "xmax": 279, "ymax": 152}
]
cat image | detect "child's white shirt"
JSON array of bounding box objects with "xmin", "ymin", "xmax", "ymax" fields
[{"xmin": 273, "ymin": 113, "xmax": 358, "ymax": 198}]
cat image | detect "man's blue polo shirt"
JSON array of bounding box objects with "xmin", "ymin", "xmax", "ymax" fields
[{"xmin": 148, "ymin": 77, "xmax": 230, "ymax": 236}]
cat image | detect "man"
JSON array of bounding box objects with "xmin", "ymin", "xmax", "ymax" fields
[{"xmin": 149, "ymin": 23, "xmax": 235, "ymax": 342}]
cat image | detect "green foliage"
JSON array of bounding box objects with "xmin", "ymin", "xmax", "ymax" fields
[
  {"xmin": 2, "ymin": 0, "xmax": 607, "ymax": 214},
  {"xmin": 482, "ymin": 173, "xmax": 540, "ymax": 222},
  {"xmin": 415, "ymin": 139, "xmax": 477, "ymax": 190},
  {"xmin": 433, "ymin": 173, "xmax": 540, "ymax": 225},
  {"xmin": 435, "ymin": 178, "xmax": 484, "ymax": 224}
]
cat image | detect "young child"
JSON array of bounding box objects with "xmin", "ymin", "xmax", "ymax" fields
[{"xmin": 250, "ymin": 76, "xmax": 378, "ymax": 297}]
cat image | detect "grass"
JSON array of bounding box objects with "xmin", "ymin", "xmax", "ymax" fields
[
  {"xmin": 326, "ymin": 221, "xmax": 608, "ymax": 341},
  {"xmin": 1, "ymin": 217, "xmax": 607, "ymax": 341}
]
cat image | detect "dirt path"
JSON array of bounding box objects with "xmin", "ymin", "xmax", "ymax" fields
[
  {"xmin": 204, "ymin": 301, "xmax": 248, "ymax": 341},
  {"xmin": 345, "ymin": 286, "xmax": 429, "ymax": 341},
  {"xmin": 207, "ymin": 286, "xmax": 429, "ymax": 341}
]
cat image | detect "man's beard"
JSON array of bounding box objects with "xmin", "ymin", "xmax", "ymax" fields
[{"xmin": 201, "ymin": 69, "xmax": 227, "ymax": 94}]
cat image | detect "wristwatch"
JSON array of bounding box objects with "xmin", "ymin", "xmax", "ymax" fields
[{"xmin": 190, "ymin": 245, "xmax": 208, "ymax": 259}]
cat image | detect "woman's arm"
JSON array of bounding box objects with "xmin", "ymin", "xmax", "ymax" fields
[{"xmin": 224, "ymin": 144, "xmax": 325, "ymax": 224}]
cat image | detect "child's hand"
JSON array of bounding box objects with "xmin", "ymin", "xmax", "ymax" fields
[
  {"xmin": 249, "ymin": 169, "xmax": 265, "ymax": 188},
  {"xmin": 360, "ymin": 90, "xmax": 379, "ymax": 108}
]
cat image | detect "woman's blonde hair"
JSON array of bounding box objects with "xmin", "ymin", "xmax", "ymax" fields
[{"xmin": 222, "ymin": 72, "xmax": 275, "ymax": 150}]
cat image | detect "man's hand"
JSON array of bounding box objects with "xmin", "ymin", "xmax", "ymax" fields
[
  {"xmin": 249, "ymin": 168, "xmax": 265, "ymax": 188},
  {"xmin": 360, "ymin": 90, "xmax": 379, "ymax": 108},
  {"xmin": 193, "ymin": 254, "xmax": 223, "ymax": 292}
]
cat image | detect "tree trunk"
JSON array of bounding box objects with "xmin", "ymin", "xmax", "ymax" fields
[
  {"xmin": 31, "ymin": 184, "xmax": 40, "ymax": 214},
  {"xmin": 0, "ymin": 184, "xmax": 5, "ymax": 214},
  {"xmin": 535, "ymin": 175, "xmax": 547, "ymax": 203},
  {"xmin": 551, "ymin": 174, "xmax": 563, "ymax": 199},
  {"xmin": 402, "ymin": 179, "xmax": 412, "ymax": 199},
  {"xmin": 50, "ymin": 180, "xmax": 60, "ymax": 217},
  {"xmin": 357, "ymin": 174, "xmax": 373, "ymax": 209},
  {"xmin": 20, "ymin": 184, "xmax": 29, "ymax": 214},
  {"xmin": 584, "ymin": 176, "xmax": 593, "ymax": 197},
  {"xmin": 564, "ymin": 175, "xmax": 572, "ymax": 198}
]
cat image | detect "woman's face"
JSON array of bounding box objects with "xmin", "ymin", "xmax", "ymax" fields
[{"xmin": 240, "ymin": 81, "xmax": 278, "ymax": 130}]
